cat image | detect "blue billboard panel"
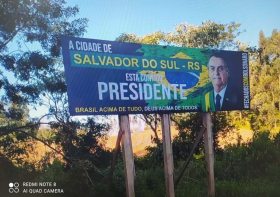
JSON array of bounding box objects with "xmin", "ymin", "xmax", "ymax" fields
[{"xmin": 61, "ymin": 36, "xmax": 250, "ymax": 115}]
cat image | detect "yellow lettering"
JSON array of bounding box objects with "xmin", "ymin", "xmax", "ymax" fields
[
  {"xmin": 174, "ymin": 61, "xmax": 180, "ymax": 69},
  {"xmin": 82, "ymin": 55, "xmax": 91, "ymax": 64},
  {"xmin": 114, "ymin": 57, "xmax": 122, "ymax": 66},
  {"xmin": 98, "ymin": 55, "xmax": 106, "ymax": 65},
  {"xmin": 123, "ymin": 57, "xmax": 131, "ymax": 67},
  {"xmin": 160, "ymin": 60, "xmax": 167, "ymax": 68},
  {"xmin": 91, "ymin": 55, "xmax": 99, "ymax": 65},
  {"xmin": 193, "ymin": 62, "xmax": 200, "ymax": 70},
  {"xmin": 131, "ymin": 58, "xmax": 139, "ymax": 67},
  {"xmin": 75, "ymin": 107, "xmax": 98, "ymax": 113},
  {"xmin": 142, "ymin": 59, "xmax": 149, "ymax": 68},
  {"xmin": 188, "ymin": 61, "xmax": 200, "ymax": 70},
  {"xmin": 99, "ymin": 107, "xmax": 117, "ymax": 112},
  {"xmin": 188, "ymin": 62, "xmax": 194, "ymax": 70},
  {"xmin": 74, "ymin": 54, "xmax": 82, "ymax": 64},
  {"xmin": 150, "ymin": 59, "xmax": 157, "ymax": 68},
  {"xmin": 160, "ymin": 60, "xmax": 179, "ymax": 70},
  {"xmin": 106, "ymin": 56, "xmax": 114, "ymax": 66}
]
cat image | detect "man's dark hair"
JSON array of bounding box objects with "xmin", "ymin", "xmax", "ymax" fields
[{"xmin": 208, "ymin": 52, "xmax": 229, "ymax": 71}]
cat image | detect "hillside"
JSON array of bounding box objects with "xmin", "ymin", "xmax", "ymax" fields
[
  {"xmin": 104, "ymin": 126, "xmax": 254, "ymax": 156},
  {"xmin": 105, "ymin": 126, "xmax": 179, "ymax": 156}
]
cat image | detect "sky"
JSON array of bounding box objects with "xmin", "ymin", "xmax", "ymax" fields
[{"xmin": 67, "ymin": 0, "xmax": 280, "ymax": 47}]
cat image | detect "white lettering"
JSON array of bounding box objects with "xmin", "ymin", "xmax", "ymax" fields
[
  {"xmin": 97, "ymin": 82, "xmax": 188, "ymax": 101},
  {"xmin": 97, "ymin": 82, "xmax": 108, "ymax": 100}
]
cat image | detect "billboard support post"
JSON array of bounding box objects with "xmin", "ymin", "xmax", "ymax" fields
[
  {"xmin": 161, "ymin": 113, "xmax": 175, "ymax": 197},
  {"xmin": 203, "ymin": 113, "xmax": 215, "ymax": 197},
  {"xmin": 119, "ymin": 115, "xmax": 135, "ymax": 197}
]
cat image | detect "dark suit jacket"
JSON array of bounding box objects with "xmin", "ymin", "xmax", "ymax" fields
[
  {"xmin": 218, "ymin": 84, "xmax": 243, "ymax": 111},
  {"xmin": 200, "ymin": 83, "xmax": 243, "ymax": 112}
]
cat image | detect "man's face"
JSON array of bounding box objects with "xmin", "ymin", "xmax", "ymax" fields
[{"xmin": 208, "ymin": 56, "xmax": 229, "ymax": 92}]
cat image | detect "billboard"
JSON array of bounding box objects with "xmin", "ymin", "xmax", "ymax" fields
[{"xmin": 61, "ymin": 36, "xmax": 250, "ymax": 115}]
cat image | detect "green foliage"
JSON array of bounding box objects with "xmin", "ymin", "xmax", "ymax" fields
[
  {"xmin": 172, "ymin": 112, "xmax": 234, "ymax": 155},
  {"xmin": 36, "ymin": 128, "xmax": 56, "ymax": 142},
  {"xmin": 37, "ymin": 159, "xmax": 92, "ymax": 197},
  {"xmin": 172, "ymin": 130, "xmax": 195, "ymax": 162},
  {"xmin": 0, "ymin": 104, "xmax": 36, "ymax": 165},
  {"xmin": 116, "ymin": 31, "xmax": 165, "ymax": 44},
  {"xmin": 135, "ymin": 167, "xmax": 165, "ymax": 197},
  {"xmin": 0, "ymin": 0, "xmax": 87, "ymax": 111},
  {"xmin": 175, "ymin": 159, "xmax": 207, "ymax": 196},
  {"xmin": 0, "ymin": 156, "xmax": 38, "ymax": 196},
  {"xmin": 216, "ymin": 132, "xmax": 280, "ymax": 180},
  {"xmin": 147, "ymin": 131, "xmax": 280, "ymax": 196},
  {"xmin": 164, "ymin": 21, "xmax": 241, "ymax": 49},
  {"xmin": 136, "ymin": 131, "xmax": 280, "ymax": 197},
  {"xmin": 249, "ymin": 30, "xmax": 280, "ymax": 131},
  {"xmin": 216, "ymin": 179, "xmax": 280, "ymax": 197},
  {"xmin": 140, "ymin": 142, "xmax": 164, "ymax": 167},
  {"xmin": 0, "ymin": 0, "xmax": 89, "ymax": 164},
  {"xmin": 116, "ymin": 21, "xmax": 241, "ymax": 49}
]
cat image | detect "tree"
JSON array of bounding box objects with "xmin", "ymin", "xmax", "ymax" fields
[
  {"xmin": 0, "ymin": 0, "xmax": 85, "ymax": 162},
  {"xmin": 116, "ymin": 31, "xmax": 165, "ymax": 45},
  {"xmin": 249, "ymin": 30, "xmax": 280, "ymax": 131},
  {"xmin": 164, "ymin": 21, "xmax": 241, "ymax": 49},
  {"xmin": 117, "ymin": 21, "xmax": 241, "ymax": 49},
  {"xmin": 0, "ymin": 0, "xmax": 87, "ymax": 121}
]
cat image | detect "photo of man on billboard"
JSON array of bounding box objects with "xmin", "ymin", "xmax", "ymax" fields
[{"xmin": 201, "ymin": 52, "xmax": 243, "ymax": 112}]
